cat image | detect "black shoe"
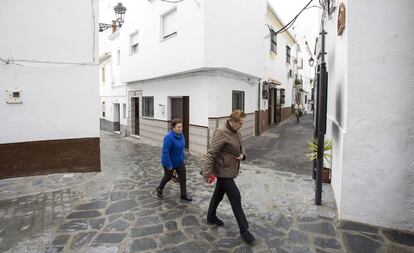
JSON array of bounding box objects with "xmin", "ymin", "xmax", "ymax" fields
[
  {"xmin": 241, "ymin": 230, "xmax": 255, "ymax": 245},
  {"xmin": 156, "ymin": 187, "xmax": 163, "ymax": 198},
  {"xmin": 180, "ymin": 195, "xmax": 192, "ymax": 201},
  {"xmin": 207, "ymin": 216, "xmax": 224, "ymax": 226}
]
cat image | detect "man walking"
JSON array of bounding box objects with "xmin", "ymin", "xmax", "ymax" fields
[{"xmin": 201, "ymin": 110, "xmax": 255, "ymax": 245}]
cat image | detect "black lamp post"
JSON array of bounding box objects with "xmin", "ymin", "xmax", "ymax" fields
[{"xmin": 99, "ymin": 2, "xmax": 127, "ymax": 32}]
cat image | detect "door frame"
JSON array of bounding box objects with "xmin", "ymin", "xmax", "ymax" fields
[
  {"xmin": 170, "ymin": 96, "xmax": 190, "ymax": 149},
  {"xmin": 133, "ymin": 97, "xmax": 140, "ymax": 136}
]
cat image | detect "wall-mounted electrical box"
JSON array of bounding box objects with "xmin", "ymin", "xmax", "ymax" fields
[{"xmin": 6, "ymin": 89, "xmax": 23, "ymax": 104}]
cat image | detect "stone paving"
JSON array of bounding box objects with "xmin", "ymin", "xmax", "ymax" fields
[{"xmin": 1, "ymin": 121, "xmax": 414, "ymax": 252}]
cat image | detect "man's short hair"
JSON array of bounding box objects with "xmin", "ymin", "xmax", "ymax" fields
[
  {"xmin": 229, "ymin": 110, "xmax": 246, "ymax": 123},
  {"xmin": 171, "ymin": 118, "xmax": 182, "ymax": 128}
]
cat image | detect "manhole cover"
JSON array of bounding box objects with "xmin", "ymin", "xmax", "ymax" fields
[{"xmin": 148, "ymin": 187, "xmax": 179, "ymax": 200}]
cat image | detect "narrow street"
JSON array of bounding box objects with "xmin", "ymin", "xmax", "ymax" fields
[
  {"xmin": 1, "ymin": 116, "xmax": 412, "ymax": 252},
  {"xmin": 244, "ymin": 114, "xmax": 314, "ymax": 176}
]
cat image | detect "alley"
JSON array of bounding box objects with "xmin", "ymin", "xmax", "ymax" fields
[
  {"xmin": 244, "ymin": 114, "xmax": 314, "ymax": 176},
  {"xmin": 1, "ymin": 128, "xmax": 413, "ymax": 252}
]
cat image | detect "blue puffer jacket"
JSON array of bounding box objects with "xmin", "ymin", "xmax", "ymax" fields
[{"xmin": 161, "ymin": 130, "xmax": 186, "ymax": 169}]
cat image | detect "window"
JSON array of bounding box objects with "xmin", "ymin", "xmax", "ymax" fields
[
  {"xmin": 123, "ymin": 103, "xmax": 127, "ymax": 119},
  {"xmin": 117, "ymin": 49, "xmax": 121, "ymax": 65},
  {"xmin": 142, "ymin": 97, "xmax": 154, "ymax": 117},
  {"xmin": 130, "ymin": 31, "xmax": 139, "ymax": 54},
  {"xmin": 102, "ymin": 102, "xmax": 106, "ymax": 117},
  {"xmin": 281, "ymin": 89, "xmax": 286, "ymax": 104},
  {"xmin": 232, "ymin": 91, "xmax": 245, "ymax": 111},
  {"xmin": 162, "ymin": 8, "xmax": 177, "ymax": 39},
  {"xmin": 101, "ymin": 66, "xmax": 105, "ymax": 83},
  {"xmin": 270, "ymin": 30, "xmax": 277, "ymax": 53},
  {"xmin": 286, "ymin": 46, "xmax": 291, "ymax": 64}
]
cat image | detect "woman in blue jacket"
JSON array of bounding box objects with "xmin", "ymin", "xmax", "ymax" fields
[{"xmin": 156, "ymin": 119, "xmax": 192, "ymax": 201}]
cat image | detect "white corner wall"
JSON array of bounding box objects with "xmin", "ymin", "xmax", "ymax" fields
[
  {"xmin": 120, "ymin": 0, "xmax": 205, "ymax": 82},
  {"xmin": 327, "ymin": 0, "xmax": 414, "ymax": 231},
  {"xmin": 0, "ymin": 0, "xmax": 100, "ymax": 144},
  {"xmin": 128, "ymin": 75, "xmax": 209, "ymax": 127},
  {"xmin": 325, "ymin": 0, "xmax": 348, "ymax": 214},
  {"xmin": 205, "ymin": 0, "xmax": 266, "ymax": 78}
]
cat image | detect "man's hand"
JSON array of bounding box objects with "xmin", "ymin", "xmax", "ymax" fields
[{"xmin": 235, "ymin": 154, "xmax": 244, "ymax": 161}]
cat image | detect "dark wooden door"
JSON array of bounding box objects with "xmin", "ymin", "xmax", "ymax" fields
[
  {"xmin": 276, "ymin": 89, "xmax": 282, "ymax": 124},
  {"xmin": 272, "ymin": 89, "xmax": 277, "ymax": 124},
  {"xmin": 268, "ymin": 88, "xmax": 273, "ymax": 125},
  {"xmin": 171, "ymin": 97, "xmax": 189, "ymax": 149},
  {"xmin": 114, "ymin": 103, "xmax": 120, "ymax": 131},
  {"xmin": 134, "ymin": 98, "xmax": 140, "ymax": 135},
  {"xmin": 183, "ymin": 96, "xmax": 189, "ymax": 149}
]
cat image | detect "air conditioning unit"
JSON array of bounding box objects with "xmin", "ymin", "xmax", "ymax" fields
[{"xmin": 288, "ymin": 69, "xmax": 293, "ymax": 78}]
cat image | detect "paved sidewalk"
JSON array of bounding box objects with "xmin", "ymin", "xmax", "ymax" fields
[{"xmin": 1, "ymin": 130, "xmax": 413, "ymax": 252}]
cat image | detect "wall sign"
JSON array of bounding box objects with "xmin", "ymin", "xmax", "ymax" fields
[{"xmin": 337, "ymin": 3, "xmax": 346, "ymax": 36}]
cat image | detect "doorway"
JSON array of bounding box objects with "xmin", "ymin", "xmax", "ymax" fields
[
  {"xmin": 113, "ymin": 103, "xmax": 120, "ymax": 132},
  {"xmin": 171, "ymin": 96, "xmax": 189, "ymax": 149},
  {"xmin": 268, "ymin": 88, "xmax": 278, "ymax": 125},
  {"xmin": 133, "ymin": 97, "xmax": 140, "ymax": 136}
]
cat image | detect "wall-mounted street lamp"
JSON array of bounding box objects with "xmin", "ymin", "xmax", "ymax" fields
[
  {"xmin": 309, "ymin": 57, "xmax": 315, "ymax": 67},
  {"xmin": 99, "ymin": 2, "xmax": 127, "ymax": 32}
]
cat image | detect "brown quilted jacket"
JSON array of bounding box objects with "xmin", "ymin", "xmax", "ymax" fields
[{"xmin": 202, "ymin": 121, "xmax": 246, "ymax": 179}]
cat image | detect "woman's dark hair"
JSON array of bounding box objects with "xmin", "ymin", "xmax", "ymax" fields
[{"xmin": 171, "ymin": 118, "xmax": 182, "ymax": 129}]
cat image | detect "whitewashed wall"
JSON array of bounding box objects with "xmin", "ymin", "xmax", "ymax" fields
[
  {"xmin": 204, "ymin": 0, "xmax": 266, "ymax": 79},
  {"xmin": 265, "ymin": 7, "xmax": 297, "ymax": 108},
  {"xmin": 0, "ymin": 0, "xmax": 99, "ymax": 144},
  {"xmin": 207, "ymin": 72, "xmax": 259, "ymax": 117},
  {"xmin": 128, "ymin": 74, "xmax": 209, "ymax": 127},
  {"xmin": 119, "ymin": 0, "xmax": 205, "ymax": 83},
  {"xmin": 325, "ymin": 0, "xmax": 414, "ymax": 231}
]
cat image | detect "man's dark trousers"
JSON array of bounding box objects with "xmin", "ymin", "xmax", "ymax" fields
[{"xmin": 207, "ymin": 177, "xmax": 249, "ymax": 232}]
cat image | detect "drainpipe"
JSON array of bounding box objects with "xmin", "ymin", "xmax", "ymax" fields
[{"xmin": 256, "ymin": 80, "xmax": 261, "ymax": 136}]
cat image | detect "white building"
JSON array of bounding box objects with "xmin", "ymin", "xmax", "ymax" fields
[
  {"xmin": 318, "ymin": 0, "xmax": 414, "ymax": 231},
  {"xmin": 99, "ymin": 31, "xmax": 128, "ymax": 136},
  {"xmin": 263, "ymin": 4, "xmax": 298, "ymax": 132},
  {"xmin": 99, "ymin": 0, "xmax": 308, "ymax": 154},
  {"xmin": 0, "ymin": 0, "xmax": 100, "ymax": 179}
]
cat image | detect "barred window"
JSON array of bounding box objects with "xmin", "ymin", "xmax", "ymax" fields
[
  {"xmin": 142, "ymin": 97, "xmax": 154, "ymax": 118},
  {"xmin": 232, "ymin": 91, "xmax": 245, "ymax": 111}
]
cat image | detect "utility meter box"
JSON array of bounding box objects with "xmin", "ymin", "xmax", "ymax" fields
[{"xmin": 6, "ymin": 89, "xmax": 23, "ymax": 104}]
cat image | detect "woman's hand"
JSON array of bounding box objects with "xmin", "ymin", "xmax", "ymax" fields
[{"xmin": 235, "ymin": 154, "xmax": 244, "ymax": 161}]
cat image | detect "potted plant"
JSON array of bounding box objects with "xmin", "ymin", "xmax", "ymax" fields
[{"xmin": 307, "ymin": 138, "xmax": 332, "ymax": 183}]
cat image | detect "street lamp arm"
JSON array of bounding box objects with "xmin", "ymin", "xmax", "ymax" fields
[{"xmin": 99, "ymin": 23, "xmax": 113, "ymax": 32}]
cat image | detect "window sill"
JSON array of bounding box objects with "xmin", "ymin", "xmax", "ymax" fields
[
  {"xmin": 142, "ymin": 116, "xmax": 155, "ymax": 120},
  {"xmin": 160, "ymin": 32, "xmax": 177, "ymax": 42}
]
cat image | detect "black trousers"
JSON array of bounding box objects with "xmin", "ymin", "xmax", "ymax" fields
[
  {"xmin": 207, "ymin": 178, "xmax": 249, "ymax": 232},
  {"xmin": 158, "ymin": 165, "xmax": 187, "ymax": 196}
]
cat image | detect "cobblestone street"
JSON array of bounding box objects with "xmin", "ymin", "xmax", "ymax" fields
[{"xmin": 1, "ymin": 116, "xmax": 413, "ymax": 253}]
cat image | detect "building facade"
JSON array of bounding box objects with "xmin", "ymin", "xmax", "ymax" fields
[
  {"xmin": 0, "ymin": 0, "xmax": 101, "ymax": 179},
  {"xmin": 99, "ymin": 0, "xmax": 308, "ymax": 154},
  {"xmin": 99, "ymin": 31, "xmax": 128, "ymax": 136},
  {"xmin": 318, "ymin": 0, "xmax": 414, "ymax": 231}
]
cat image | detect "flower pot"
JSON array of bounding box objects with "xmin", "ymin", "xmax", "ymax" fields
[{"xmin": 322, "ymin": 168, "xmax": 331, "ymax": 183}]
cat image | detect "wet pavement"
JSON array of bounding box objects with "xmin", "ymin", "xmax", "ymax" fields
[
  {"xmin": 1, "ymin": 116, "xmax": 413, "ymax": 253},
  {"xmin": 244, "ymin": 114, "xmax": 315, "ymax": 176}
]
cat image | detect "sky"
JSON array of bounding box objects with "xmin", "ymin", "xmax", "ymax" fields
[{"xmin": 268, "ymin": 0, "xmax": 321, "ymax": 54}]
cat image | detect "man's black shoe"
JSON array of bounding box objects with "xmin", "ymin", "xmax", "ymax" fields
[
  {"xmin": 207, "ymin": 216, "xmax": 224, "ymax": 226},
  {"xmin": 180, "ymin": 195, "xmax": 193, "ymax": 201},
  {"xmin": 241, "ymin": 230, "xmax": 255, "ymax": 245}
]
